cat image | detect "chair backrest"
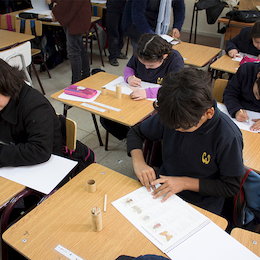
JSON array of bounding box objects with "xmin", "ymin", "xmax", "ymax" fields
[
  {"xmin": 0, "ymin": 41, "xmax": 32, "ymax": 85},
  {"xmin": 213, "ymin": 78, "xmax": 228, "ymax": 103},
  {"xmin": 0, "ymin": 14, "xmax": 15, "ymax": 31},
  {"xmin": 57, "ymin": 114, "xmax": 77, "ymax": 151},
  {"xmin": 15, "ymin": 19, "xmax": 42, "ymax": 37}
]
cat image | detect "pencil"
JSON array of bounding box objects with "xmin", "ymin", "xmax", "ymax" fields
[
  {"xmin": 240, "ymin": 109, "xmax": 249, "ymax": 123},
  {"xmin": 104, "ymin": 194, "xmax": 107, "ymax": 212}
]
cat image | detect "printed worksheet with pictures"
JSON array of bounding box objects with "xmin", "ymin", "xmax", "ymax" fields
[
  {"xmin": 112, "ymin": 186, "xmax": 259, "ymax": 260},
  {"xmin": 112, "ymin": 186, "xmax": 209, "ymax": 253}
]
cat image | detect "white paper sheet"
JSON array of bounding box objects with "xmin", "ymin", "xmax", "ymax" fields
[
  {"xmin": 160, "ymin": 34, "xmax": 180, "ymax": 45},
  {"xmin": 232, "ymin": 52, "xmax": 258, "ymax": 62},
  {"xmin": 112, "ymin": 186, "xmax": 259, "ymax": 260},
  {"xmin": 112, "ymin": 186, "xmax": 209, "ymax": 253},
  {"xmin": 166, "ymin": 221, "xmax": 259, "ymax": 260},
  {"xmin": 0, "ymin": 155, "xmax": 77, "ymax": 194},
  {"xmin": 217, "ymin": 103, "xmax": 260, "ymax": 133},
  {"xmin": 25, "ymin": 0, "xmax": 51, "ymax": 15},
  {"xmin": 101, "ymin": 76, "xmax": 160, "ymax": 98}
]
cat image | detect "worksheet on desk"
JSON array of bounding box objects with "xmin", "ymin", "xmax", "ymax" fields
[
  {"xmin": 112, "ymin": 186, "xmax": 259, "ymax": 260},
  {"xmin": 217, "ymin": 103, "xmax": 260, "ymax": 133},
  {"xmin": 112, "ymin": 186, "xmax": 209, "ymax": 253},
  {"xmin": 102, "ymin": 76, "xmax": 160, "ymax": 97}
]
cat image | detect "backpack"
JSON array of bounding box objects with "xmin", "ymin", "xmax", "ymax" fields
[
  {"xmin": 58, "ymin": 114, "xmax": 95, "ymax": 177},
  {"xmin": 233, "ymin": 166, "xmax": 260, "ymax": 232},
  {"xmin": 226, "ymin": 10, "xmax": 260, "ymax": 23}
]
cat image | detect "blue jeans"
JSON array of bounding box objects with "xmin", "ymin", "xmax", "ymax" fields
[{"xmin": 64, "ymin": 27, "xmax": 90, "ymax": 84}]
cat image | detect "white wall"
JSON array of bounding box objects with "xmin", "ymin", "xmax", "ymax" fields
[{"xmin": 178, "ymin": 0, "xmax": 232, "ymax": 38}]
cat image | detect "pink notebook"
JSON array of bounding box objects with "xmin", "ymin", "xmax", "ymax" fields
[{"xmin": 64, "ymin": 85, "xmax": 97, "ymax": 99}]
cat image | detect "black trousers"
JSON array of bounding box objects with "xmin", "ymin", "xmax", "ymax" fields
[
  {"xmin": 106, "ymin": 11, "xmax": 125, "ymax": 60},
  {"xmin": 100, "ymin": 117, "xmax": 129, "ymax": 140}
]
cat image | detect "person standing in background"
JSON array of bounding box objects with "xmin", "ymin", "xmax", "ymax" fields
[
  {"xmin": 122, "ymin": 0, "xmax": 185, "ymax": 50},
  {"xmin": 106, "ymin": 0, "xmax": 128, "ymax": 66},
  {"xmin": 47, "ymin": 0, "xmax": 91, "ymax": 84}
]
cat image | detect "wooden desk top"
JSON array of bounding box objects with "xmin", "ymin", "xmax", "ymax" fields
[
  {"xmin": 0, "ymin": 29, "xmax": 34, "ymax": 50},
  {"xmin": 51, "ymin": 72, "xmax": 155, "ymax": 127},
  {"xmin": 0, "ymin": 177, "xmax": 25, "ymax": 208},
  {"xmin": 172, "ymin": 42, "xmax": 221, "ymax": 67},
  {"xmin": 210, "ymin": 54, "xmax": 239, "ymax": 74},
  {"xmin": 218, "ymin": 17, "xmax": 254, "ymax": 27},
  {"xmin": 3, "ymin": 163, "xmax": 227, "ymax": 259},
  {"xmin": 241, "ymin": 129, "xmax": 260, "ymax": 174},
  {"xmin": 231, "ymin": 228, "xmax": 260, "ymax": 257},
  {"xmin": 7, "ymin": 8, "xmax": 100, "ymax": 27}
]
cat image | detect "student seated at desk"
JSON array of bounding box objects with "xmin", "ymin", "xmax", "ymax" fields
[
  {"xmin": 0, "ymin": 59, "xmax": 63, "ymax": 167},
  {"xmin": 100, "ymin": 33, "xmax": 184, "ymax": 140},
  {"xmin": 127, "ymin": 67, "xmax": 244, "ymax": 215},
  {"xmin": 225, "ymin": 20, "xmax": 260, "ymax": 59},
  {"xmin": 223, "ymin": 62, "xmax": 260, "ymax": 131}
]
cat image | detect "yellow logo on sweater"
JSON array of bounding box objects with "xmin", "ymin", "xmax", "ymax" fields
[
  {"xmin": 157, "ymin": 77, "xmax": 163, "ymax": 85},
  {"xmin": 202, "ymin": 152, "xmax": 211, "ymax": 164}
]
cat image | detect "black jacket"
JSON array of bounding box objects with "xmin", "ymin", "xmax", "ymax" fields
[{"xmin": 0, "ymin": 84, "xmax": 63, "ymax": 167}]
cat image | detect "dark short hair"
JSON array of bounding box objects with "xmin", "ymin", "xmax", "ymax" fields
[
  {"xmin": 136, "ymin": 33, "xmax": 172, "ymax": 62},
  {"xmin": 156, "ymin": 67, "xmax": 214, "ymax": 129},
  {"xmin": 249, "ymin": 20, "xmax": 260, "ymax": 39},
  {"xmin": 0, "ymin": 59, "xmax": 25, "ymax": 99}
]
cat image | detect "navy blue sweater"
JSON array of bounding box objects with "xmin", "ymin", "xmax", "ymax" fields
[
  {"xmin": 122, "ymin": 0, "xmax": 185, "ymax": 37},
  {"xmin": 225, "ymin": 27, "xmax": 260, "ymax": 57},
  {"xmin": 126, "ymin": 49, "xmax": 184, "ymax": 84},
  {"xmin": 223, "ymin": 62, "xmax": 260, "ymax": 117},
  {"xmin": 127, "ymin": 102, "xmax": 244, "ymax": 215}
]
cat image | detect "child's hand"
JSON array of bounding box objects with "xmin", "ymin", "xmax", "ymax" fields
[
  {"xmin": 130, "ymin": 87, "xmax": 147, "ymax": 101},
  {"xmin": 151, "ymin": 175, "xmax": 187, "ymax": 202},
  {"xmin": 151, "ymin": 175, "xmax": 199, "ymax": 202},
  {"xmin": 235, "ymin": 109, "xmax": 249, "ymax": 122},
  {"xmin": 228, "ymin": 49, "xmax": 239, "ymax": 58},
  {"xmin": 133, "ymin": 161, "xmax": 156, "ymax": 192},
  {"xmin": 127, "ymin": 76, "xmax": 141, "ymax": 87},
  {"xmin": 250, "ymin": 119, "xmax": 260, "ymax": 131},
  {"xmin": 45, "ymin": 0, "xmax": 52, "ymax": 5}
]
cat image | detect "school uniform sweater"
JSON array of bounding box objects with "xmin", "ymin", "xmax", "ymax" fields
[
  {"xmin": 225, "ymin": 27, "xmax": 260, "ymax": 57},
  {"xmin": 122, "ymin": 0, "xmax": 185, "ymax": 41},
  {"xmin": 223, "ymin": 62, "xmax": 260, "ymax": 117},
  {"xmin": 127, "ymin": 101, "xmax": 244, "ymax": 215},
  {"xmin": 0, "ymin": 84, "xmax": 63, "ymax": 167},
  {"xmin": 126, "ymin": 49, "xmax": 184, "ymax": 85}
]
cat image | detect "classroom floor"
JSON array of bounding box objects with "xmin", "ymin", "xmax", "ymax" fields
[{"xmin": 30, "ymin": 32, "xmax": 222, "ymax": 182}]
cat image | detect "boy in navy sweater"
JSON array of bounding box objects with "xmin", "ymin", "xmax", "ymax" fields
[{"xmin": 127, "ymin": 68, "xmax": 244, "ymax": 215}]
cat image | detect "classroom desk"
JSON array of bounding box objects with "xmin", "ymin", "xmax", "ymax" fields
[
  {"xmin": 241, "ymin": 129, "xmax": 260, "ymax": 174},
  {"xmin": 231, "ymin": 228, "xmax": 260, "ymax": 257},
  {"xmin": 0, "ymin": 29, "xmax": 34, "ymax": 50},
  {"xmin": 172, "ymin": 42, "xmax": 221, "ymax": 68},
  {"xmin": 51, "ymin": 72, "xmax": 155, "ymax": 148},
  {"xmin": 0, "ymin": 177, "xmax": 25, "ymax": 209},
  {"xmin": 218, "ymin": 18, "xmax": 254, "ymax": 50},
  {"xmin": 210, "ymin": 54, "xmax": 239, "ymax": 76},
  {"xmin": 3, "ymin": 163, "xmax": 228, "ymax": 260}
]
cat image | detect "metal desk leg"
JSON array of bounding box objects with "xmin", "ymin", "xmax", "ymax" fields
[
  {"xmin": 91, "ymin": 114, "xmax": 104, "ymax": 146},
  {"xmin": 63, "ymin": 104, "xmax": 72, "ymax": 117},
  {"xmin": 105, "ymin": 130, "xmax": 109, "ymax": 151}
]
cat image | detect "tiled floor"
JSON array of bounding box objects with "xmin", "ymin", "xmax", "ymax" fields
[{"xmin": 31, "ymin": 32, "xmax": 222, "ymax": 182}]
